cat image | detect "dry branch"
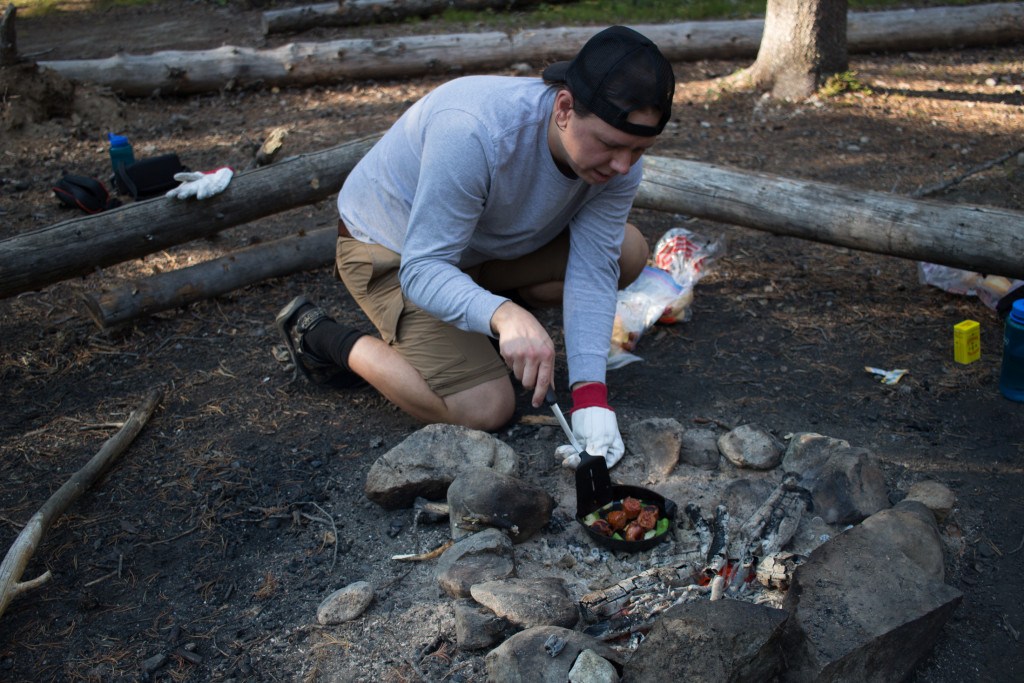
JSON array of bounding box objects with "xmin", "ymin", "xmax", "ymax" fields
[
  {"xmin": 0, "ymin": 387, "xmax": 163, "ymax": 621},
  {"xmin": 38, "ymin": 5, "xmax": 1024, "ymax": 97},
  {"xmin": 912, "ymin": 145, "xmax": 1024, "ymax": 198}
]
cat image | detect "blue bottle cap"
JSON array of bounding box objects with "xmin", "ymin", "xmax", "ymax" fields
[
  {"xmin": 108, "ymin": 133, "xmax": 130, "ymax": 148},
  {"xmin": 1011, "ymin": 299, "xmax": 1024, "ymax": 325}
]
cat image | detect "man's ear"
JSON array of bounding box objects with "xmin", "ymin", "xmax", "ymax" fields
[{"xmin": 552, "ymin": 89, "xmax": 574, "ymax": 129}]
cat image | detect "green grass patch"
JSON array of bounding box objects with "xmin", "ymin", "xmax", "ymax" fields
[
  {"xmin": 13, "ymin": 0, "xmax": 161, "ymax": 18},
  {"xmin": 439, "ymin": 0, "xmax": 1007, "ymax": 28},
  {"xmin": 820, "ymin": 71, "xmax": 873, "ymax": 97}
]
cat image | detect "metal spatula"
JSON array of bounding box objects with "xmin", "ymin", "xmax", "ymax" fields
[{"xmin": 547, "ymin": 389, "xmax": 613, "ymax": 518}]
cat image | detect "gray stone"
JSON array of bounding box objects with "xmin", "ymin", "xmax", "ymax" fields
[
  {"xmin": 364, "ymin": 424, "xmax": 518, "ymax": 509},
  {"xmin": 718, "ymin": 424, "xmax": 783, "ymax": 470},
  {"xmin": 679, "ymin": 427, "xmax": 720, "ymax": 470},
  {"xmin": 626, "ymin": 417, "xmax": 683, "ymax": 480},
  {"xmin": 781, "ymin": 432, "xmax": 851, "ymax": 478},
  {"xmin": 623, "ymin": 599, "xmax": 788, "ymax": 682},
  {"xmin": 316, "ymin": 581, "xmax": 374, "ymax": 624},
  {"xmin": 780, "ymin": 507, "xmax": 963, "ymax": 682},
  {"xmin": 453, "ymin": 598, "xmax": 510, "ymax": 650},
  {"xmin": 859, "ymin": 500, "xmax": 945, "ymax": 582},
  {"xmin": 904, "ymin": 480, "xmax": 956, "ymax": 523},
  {"xmin": 435, "ymin": 527, "xmax": 516, "ymax": 599},
  {"xmin": 486, "ymin": 626, "xmax": 624, "ymax": 683},
  {"xmin": 568, "ymin": 649, "xmax": 620, "ymax": 683},
  {"xmin": 808, "ymin": 447, "xmax": 889, "ymax": 525},
  {"xmin": 140, "ymin": 653, "xmax": 168, "ymax": 674},
  {"xmin": 447, "ymin": 467, "xmax": 555, "ymax": 543},
  {"xmin": 470, "ymin": 577, "xmax": 579, "ymax": 629}
]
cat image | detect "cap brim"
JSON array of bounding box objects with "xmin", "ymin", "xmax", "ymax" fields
[{"xmin": 542, "ymin": 61, "xmax": 571, "ymax": 82}]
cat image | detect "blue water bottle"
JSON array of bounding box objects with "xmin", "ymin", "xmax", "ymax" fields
[
  {"xmin": 999, "ymin": 299, "xmax": 1024, "ymax": 402},
  {"xmin": 108, "ymin": 133, "xmax": 135, "ymax": 173}
]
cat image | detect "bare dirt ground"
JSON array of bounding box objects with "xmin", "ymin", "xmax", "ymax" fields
[{"xmin": 2, "ymin": 2, "xmax": 1023, "ymax": 681}]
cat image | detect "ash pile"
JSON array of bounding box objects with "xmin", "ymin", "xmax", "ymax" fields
[{"xmin": 334, "ymin": 421, "xmax": 962, "ymax": 682}]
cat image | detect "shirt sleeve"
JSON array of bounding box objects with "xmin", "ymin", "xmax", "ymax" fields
[
  {"xmin": 398, "ymin": 109, "xmax": 509, "ymax": 337},
  {"xmin": 563, "ymin": 162, "xmax": 644, "ymax": 387}
]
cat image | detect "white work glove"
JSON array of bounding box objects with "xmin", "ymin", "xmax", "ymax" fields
[
  {"xmin": 166, "ymin": 167, "xmax": 233, "ymax": 200},
  {"xmin": 556, "ymin": 383, "xmax": 625, "ymax": 470}
]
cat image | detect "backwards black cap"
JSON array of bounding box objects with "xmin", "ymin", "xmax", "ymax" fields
[{"xmin": 542, "ymin": 25, "xmax": 675, "ymax": 137}]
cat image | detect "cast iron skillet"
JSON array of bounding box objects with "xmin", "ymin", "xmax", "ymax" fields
[{"xmin": 576, "ymin": 483, "xmax": 678, "ymax": 553}]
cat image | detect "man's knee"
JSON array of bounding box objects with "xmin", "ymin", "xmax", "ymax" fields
[
  {"xmin": 618, "ymin": 222, "xmax": 650, "ymax": 288},
  {"xmin": 446, "ymin": 376, "xmax": 516, "ymax": 432}
]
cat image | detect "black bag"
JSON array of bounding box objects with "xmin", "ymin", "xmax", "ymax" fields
[
  {"xmin": 53, "ymin": 175, "xmax": 122, "ymax": 214},
  {"xmin": 113, "ymin": 153, "xmax": 188, "ymax": 199}
]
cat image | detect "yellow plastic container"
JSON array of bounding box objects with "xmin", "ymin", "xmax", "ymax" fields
[{"xmin": 954, "ymin": 320, "xmax": 980, "ymax": 364}]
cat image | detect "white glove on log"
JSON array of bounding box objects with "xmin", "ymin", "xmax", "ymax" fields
[
  {"xmin": 556, "ymin": 383, "xmax": 625, "ymax": 469},
  {"xmin": 166, "ymin": 167, "xmax": 233, "ymax": 200}
]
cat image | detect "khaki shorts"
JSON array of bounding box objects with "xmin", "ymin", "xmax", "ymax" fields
[{"xmin": 335, "ymin": 230, "xmax": 571, "ymax": 397}]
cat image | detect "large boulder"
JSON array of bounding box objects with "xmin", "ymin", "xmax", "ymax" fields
[
  {"xmin": 364, "ymin": 424, "xmax": 518, "ymax": 509},
  {"xmin": 486, "ymin": 626, "xmax": 624, "ymax": 683},
  {"xmin": 781, "ymin": 432, "xmax": 852, "ymax": 479},
  {"xmin": 719, "ymin": 424, "xmax": 784, "ymax": 470},
  {"xmin": 780, "ymin": 503, "xmax": 962, "ymax": 682},
  {"xmin": 807, "ymin": 447, "xmax": 889, "ymax": 525},
  {"xmin": 447, "ymin": 467, "xmax": 555, "ymax": 543},
  {"xmin": 435, "ymin": 527, "xmax": 517, "ymax": 599},
  {"xmin": 470, "ymin": 577, "xmax": 579, "ymax": 629},
  {"xmin": 623, "ymin": 599, "xmax": 788, "ymax": 682},
  {"xmin": 626, "ymin": 417, "xmax": 684, "ymax": 480}
]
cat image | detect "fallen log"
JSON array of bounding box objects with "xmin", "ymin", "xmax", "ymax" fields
[
  {"xmin": 633, "ymin": 155, "xmax": 1024, "ymax": 280},
  {"xmin": 79, "ymin": 227, "xmax": 337, "ymax": 328},
  {"xmin": 0, "ymin": 134, "xmax": 380, "ymax": 300},
  {"xmin": 0, "ymin": 387, "xmax": 163, "ymax": 621},
  {"xmin": 39, "ymin": 5, "xmax": 1024, "ymax": 97},
  {"xmin": 95, "ymin": 156, "xmax": 1024, "ymax": 322},
  {"xmin": 12, "ymin": 148, "xmax": 1024, "ymax": 310},
  {"xmin": 262, "ymin": 0, "xmax": 573, "ymax": 35}
]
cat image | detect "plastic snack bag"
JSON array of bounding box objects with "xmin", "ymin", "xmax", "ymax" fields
[
  {"xmin": 918, "ymin": 262, "xmax": 1023, "ymax": 311},
  {"xmin": 608, "ymin": 228, "xmax": 725, "ymax": 369}
]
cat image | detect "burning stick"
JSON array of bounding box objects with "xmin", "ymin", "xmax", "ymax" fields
[
  {"xmin": 391, "ymin": 540, "xmax": 455, "ymax": 562},
  {"xmin": 730, "ymin": 473, "xmax": 811, "ymax": 566},
  {"xmin": 704, "ymin": 505, "xmax": 730, "ymax": 577},
  {"xmin": 579, "ymin": 548, "xmax": 703, "ymax": 620},
  {"xmin": 684, "ymin": 503, "xmax": 712, "ymax": 559}
]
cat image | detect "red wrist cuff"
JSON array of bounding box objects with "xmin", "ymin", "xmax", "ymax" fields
[{"xmin": 571, "ymin": 383, "xmax": 611, "ymax": 413}]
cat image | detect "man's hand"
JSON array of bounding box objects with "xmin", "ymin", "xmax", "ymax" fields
[
  {"xmin": 490, "ymin": 301, "xmax": 555, "ymax": 408},
  {"xmin": 557, "ymin": 383, "xmax": 625, "ymax": 469}
]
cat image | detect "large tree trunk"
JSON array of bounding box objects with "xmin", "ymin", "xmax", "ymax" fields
[
  {"xmin": 633, "ymin": 156, "xmax": 1024, "ymax": 280},
  {"xmin": 38, "ymin": 4, "xmax": 1024, "ymax": 97},
  {"xmin": 730, "ymin": 0, "xmax": 848, "ymax": 100},
  {"xmin": 1, "ymin": 4, "xmax": 17, "ymax": 67},
  {"xmin": 0, "ymin": 134, "xmax": 380, "ymax": 299}
]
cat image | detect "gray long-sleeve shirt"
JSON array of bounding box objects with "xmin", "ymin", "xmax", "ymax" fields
[{"xmin": 337, "ymin": 75, "xmax": 642, "ymax": 387}]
